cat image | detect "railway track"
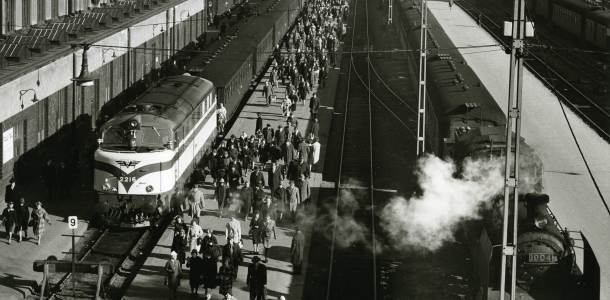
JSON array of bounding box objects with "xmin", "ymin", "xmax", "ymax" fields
[
  {"xmin": 48, "ymin": 220, "xmax": 167, "ymax": 299},
  {"xmin": 325, "ymin": 0, "xmax": 377, "ymax": 297},
  {"xmin": 455, "ymin": 0, "xmax": 610, "ymax": 141}
]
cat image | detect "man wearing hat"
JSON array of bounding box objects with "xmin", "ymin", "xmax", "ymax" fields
[{"xmin": 247, "ymin": 256, "xmax": 267, "ymax": 300}]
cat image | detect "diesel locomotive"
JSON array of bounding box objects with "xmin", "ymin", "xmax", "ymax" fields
[{"xmin": 93, "ymin": 75, "xmax": 216, "ymax": 227}]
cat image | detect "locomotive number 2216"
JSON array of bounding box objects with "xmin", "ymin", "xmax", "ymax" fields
[{"xmin": 119, "ymin": 176, "xmax": 137, "ymax": 182}]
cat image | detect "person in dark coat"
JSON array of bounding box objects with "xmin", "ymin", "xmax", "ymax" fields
[
  {"xmin": 311, "ymin": 118, "xmax": 320, "ymax": 139},
  {"xmin": 263, "ymin": 124, "xmax": 274, "ymax": 144},
  {"xmin": 274, "ymin": 125, "xmax": 285, "ymax": 146},
  {"xmin": 227, "ymin": 166, "xmax": 242, "ymax": 192},
  {"xmin": 16, "ymin": 198, "xmax": 29, "ymax": 242},
  {"xmin": 309, "ymin": 93, "xmax": 320, "ymax": 119},
  {"xmin": 240, "ymin": 181, "xmax": 253, "ymax": 220},
  {"xmin": 249, "ymin": 167, "xmax": 265, "ymax": 190},
  {"xmin": 201, "ymin": 229, "xmax": 219, "ymax": 259},
  {"xmin": 282, "ymin": 141, "xmax": 294, "ymax": 165},
  {"xmin": 2, "ymin": 201, "xmax": 18, "ymax": 244},
  {"xmin": 217, "ymin": 260, "xmax": 234, "ymax": 298},
  {"xmin": 165, "ymin": 251, "xmax": 182, "ymax": 300},
  {"xmin": 222, "ymin": 236, "xmax": 243, "ymax": 280},
  {"xmin": 287, "ymin": 159, "xmax": 302, "ymax": 182},
  {"xmin": 4, "ymin": 177, "xmax": 17, "ymax": 206},
  {"xmin": 291, "ymin": 227, "xmax": 306, "ymax": 274},
  {"xmin": 255, "ymin": 113, "xmax": 263, "ymax": 134},
  {"xmin": 172, "ymin": 228, "xmax": 188, "ymax": 265},
  {"xmin": 249, "ymin": 212, "xmax": 263, "ymax": 254},
  {"xmin": 268, "ymin": 163, "xmax": 284, "ymax": 195},
  {"xmin": 215, "ymin": 179, "xmax": 229, "ymax": 217},
  {"xmin": 186, "ymin": 249, "xmax": 203, "ymax": 295},
  {"xmin": 201, "ymin": 249, "xmax": 218, "ymax": 296},
  {"xmin": 247, "ymin": 256, "xmax": 268, "ymax": 300},
  {"xmin": 253, "ymin": 186, "xmax": 266, "ymax": 214}
]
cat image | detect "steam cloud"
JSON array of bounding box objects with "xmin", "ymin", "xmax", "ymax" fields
[
  {"xmin": 381, "ymin": 155, "xmax": 505, "ymax": 252},
  {"xmin": 297, "ymin": 181, "xmax": 377, "ymax": 251}
]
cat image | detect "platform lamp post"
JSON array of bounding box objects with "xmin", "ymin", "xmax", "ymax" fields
[{"xmin": 18, "ymin": 89, "xmax": 38, "ymax": 109}]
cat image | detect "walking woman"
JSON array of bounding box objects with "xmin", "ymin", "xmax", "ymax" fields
[
  {"xmin": 249, "ymin": 212, "xmax": 263, "ymax": 254},
  {"xmin": 164, "ymin": 251, "xmax": 182, "ymax": 300},
  {"xmin": 186, "ymin": 249, "xmax": 203, "ymax": 295},
  {"xmin": 30, "ymin": 201, "xmax": 51, "ymax": 245},
  {"xmin": 188, "ymin": 219, "xmax": 204, "ymax": 252},
  {"xmin": 172, "ymin": 228, "xmax": 188, "ymax": 265},
  {"xmin": 2, "ymin": 201, "xmax": 17, "ymax": 244},
  {"xmin": 201, "ymin": 249, "xmax": 218, "ymax": 297}
]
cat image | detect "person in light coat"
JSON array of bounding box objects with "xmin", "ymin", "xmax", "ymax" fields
[{"xmin": 165, "ymin": 251, "xmax": 182, "ymax": 300}]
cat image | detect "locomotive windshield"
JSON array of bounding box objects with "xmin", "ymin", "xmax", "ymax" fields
[{"xmin": 100, "ymin": 125, "xmax": 172, "ymax": 152}]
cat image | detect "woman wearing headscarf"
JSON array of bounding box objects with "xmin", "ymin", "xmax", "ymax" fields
[{"xmin": 164, "ymin": 251, "xmax": 182, "ymax": 300}]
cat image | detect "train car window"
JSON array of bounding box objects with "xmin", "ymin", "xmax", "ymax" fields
[
  {"xmin": 101, "ymin": 126, "xmax": 128, "ymax": 147},
  {"xmin": 140, "ymin": 126, "xmax": 170, "ymax": 148}
]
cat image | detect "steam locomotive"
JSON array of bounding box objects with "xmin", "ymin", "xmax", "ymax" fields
[
  {"xmin": 398, "ymin": 1, "xmax": 589, "ymax": 298},
  {"xmin": 93, "ymin": 75, "xmax": 217, "ymax": 227}
]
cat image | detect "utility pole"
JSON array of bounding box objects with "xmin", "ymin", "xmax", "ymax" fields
[
  {"xmin": 499, "ymin": 0, "xmax": 527, "ymax": 298},
  {"xmin": 388, "ymin": 0, "xmax": 393, "ymax": 24},
  {"xmin": 416, "ymin": 0, "xmax": 428, "ymax": 156}
]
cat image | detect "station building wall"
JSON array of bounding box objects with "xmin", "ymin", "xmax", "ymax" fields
[{"xmin": 0, "ymin": 0, "xmax": 207, "ymax": 198}]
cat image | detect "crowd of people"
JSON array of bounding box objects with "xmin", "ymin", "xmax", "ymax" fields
[
  {"xmin": 165, "ymin": 0, "xmax": 348, "ymax": 298},
  {"xmin": 2, "ymin": 178, "xmax": 52, "ymax": 245}
]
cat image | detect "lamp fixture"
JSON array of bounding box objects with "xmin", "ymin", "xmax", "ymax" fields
[
  {"xmin": 71, "ymin": 43, "xmax": 96, "ymax": 87},
  {"xmin": 18, "ymin": 89, "xmax": 38, "ymax": 109}
]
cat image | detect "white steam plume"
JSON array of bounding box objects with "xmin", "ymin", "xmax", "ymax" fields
[{"xmin": 381, "ymin": 155, "xmax": 504, "ymax": 252}]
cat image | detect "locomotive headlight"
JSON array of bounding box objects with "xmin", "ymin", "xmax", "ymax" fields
[
  {"xmin": 534, "ymin": 217, "xmax": 548, "ymax": 229},
  {"xmin": 146, "ymin": 185, "xmax": 154, "ymax": 193},
  {"xmin": 128, "ymin": 119, "xmax": 139, "ymax": 130}
]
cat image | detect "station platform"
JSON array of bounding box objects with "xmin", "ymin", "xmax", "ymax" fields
[
  {"xmin": 124, "ymin": 54, "xmax": 341, "ymax": 299},
  {"xmin": 425, "ymin": 1, "xmax": 610, "ymax": 297},
  {"xmin": 0, "ymin": 204, "xmax": 89, "ymax": 300}
]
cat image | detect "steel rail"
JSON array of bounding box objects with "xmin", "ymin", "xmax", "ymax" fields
[{"xmin": 324, "ymin": 0, "xmax": 358, "ymax": 296}]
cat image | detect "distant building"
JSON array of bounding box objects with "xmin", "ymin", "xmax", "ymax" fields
[{"xmin": 0, "ymin": 0, "xmax": 208, "ymax": 197}]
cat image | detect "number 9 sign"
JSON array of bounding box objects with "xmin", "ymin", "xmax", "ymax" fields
[{"xmin": 68, "ymin": 216, "xmax": 78, "ymax": 229}]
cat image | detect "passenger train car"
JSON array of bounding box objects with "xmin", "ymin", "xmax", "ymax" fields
[
  {"xmin": 188, "ymin": 0, "xmax": 303, "ymax": 120},
  {"xmin": 529, "ymin": 0, "xmax": 610, "ymax": 49},
  {"xmin": 94, "ymin": 75, "xmax": 216, "ymax": 227}
]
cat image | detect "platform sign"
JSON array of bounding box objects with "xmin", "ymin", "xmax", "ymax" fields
[
  {"xmin": 68, "ymin": 216, "xmax": 78, "ymax": 229},
  {"xmin": 2, "ymin": 128, "xmax": 14, "ymax": 164}
]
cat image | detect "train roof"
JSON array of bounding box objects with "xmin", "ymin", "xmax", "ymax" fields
[
  {"xmin": 114, "ymin": 75, "xmax": 213, "ymax": 127},
  {"xmin": 427, "ymin": 56, "xmax": 506, "ymax": 126},
  {"xmin": 197, "ymin": 47, "xmax": 253, "ymax": 87},
  {"xmin": 187, "ymin": 0, "xmax": 300, "ymax": 86}
]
